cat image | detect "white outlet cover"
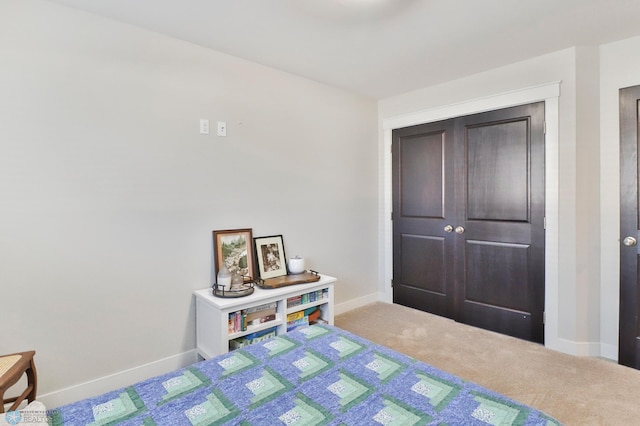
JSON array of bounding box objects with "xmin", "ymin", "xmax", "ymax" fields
[
  {"xmin": 200, "ymin": 119, "xmax": 210, "ymax": 135},
  {"xmin": 217, "ymin": 121, "xmax": 227, "ymax": 137}
]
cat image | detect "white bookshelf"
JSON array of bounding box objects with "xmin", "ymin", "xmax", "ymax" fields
[{"xmin": 194, "ymin": 274, "xmax": 336, "ymax": 359}]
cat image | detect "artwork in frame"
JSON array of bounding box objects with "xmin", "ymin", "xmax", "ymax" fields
[
  {"xmin": 254, "ymin": 235, "xmax": 288, "ymax": 280},
  {"xmin": 213, "ymin": 228, "xmax": 255, "ymax": 281}
]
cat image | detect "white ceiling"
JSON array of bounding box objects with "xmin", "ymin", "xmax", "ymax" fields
[{"xmin": 47, "ymin": 0, "xmax": 640, "ymax": 99}]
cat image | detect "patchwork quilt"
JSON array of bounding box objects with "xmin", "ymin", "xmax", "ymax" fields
[{"xmin": 49, "ymin": 325, "xmax": 561, "ymax": 425}]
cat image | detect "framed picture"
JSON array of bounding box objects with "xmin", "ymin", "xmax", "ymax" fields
[
  {"xmin": 213, "ymin": 228, "xmax": 255, "ymax": 281},
  {"xmin": 254, "ymin": 235, "xmax": 287, "ymax": 279}
]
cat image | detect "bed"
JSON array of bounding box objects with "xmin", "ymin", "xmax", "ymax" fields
[{"xmin": 49, "ymin": 325, "xmax": 561, "ymax": 425}]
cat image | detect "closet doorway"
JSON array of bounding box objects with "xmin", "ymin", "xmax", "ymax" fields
[{"xmin": 392, "ymin": 102, "xmax": 546, "ymax": 343}]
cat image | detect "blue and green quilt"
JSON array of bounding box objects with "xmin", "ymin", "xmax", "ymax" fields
[{"xmin": 49, "ymin": 325, "xmax": 561, "ymax": 425}]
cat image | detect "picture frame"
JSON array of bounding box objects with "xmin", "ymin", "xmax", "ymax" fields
[
  {"xmin": 254, "ymin": 235, "xmax": 288, "ymax": 279},
  {"xmin": 213, "ymin": 228, "xmax": 255, "ymax": 281}
]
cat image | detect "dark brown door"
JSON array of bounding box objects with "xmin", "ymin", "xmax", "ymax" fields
[
  {"xmin": 392, "ymin": 103, "xmax": 545, "ymax": 343},
  {"xmin": 392, "ymin": 119, "xmax": 456, "ymax": 318},
  {"xmin": 619, "ymin": 85, "xmax": 640, "ymax": 368}
]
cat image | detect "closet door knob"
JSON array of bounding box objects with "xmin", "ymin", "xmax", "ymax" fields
[
  {"xmin": 455, "ymin": 226, "xmax": 465, "ymax": 234},
  {"xmin": 444, "ymin": 225, "xmax": 453, "ymax": 233},
  {"xmin": 623, "ymin": 236, "xmax": 637, "ymax": 247}
]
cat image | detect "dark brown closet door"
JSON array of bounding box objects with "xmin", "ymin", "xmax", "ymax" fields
[
  {"xmin": 392, "ymin": 119, "xmax": 456, "ymax": 318},
  {"xmin": 393, "ymin": 102, "xmax": 545, "ymax": 343},
  {"xmin": 619, "ymin": 85, "xmax": 640, "ymax": 368}
]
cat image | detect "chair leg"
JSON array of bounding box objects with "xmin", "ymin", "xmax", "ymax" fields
[{"xmin": 26, "ymin": 358, "xmax": 37, "ymax": 403}]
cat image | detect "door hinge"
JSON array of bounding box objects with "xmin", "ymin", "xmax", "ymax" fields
[
  {"xmin": 543, "ymin": 121, "xmax": 547, "ymax": 134},
  {"xmin": 543, "ymin": 217, "xmax": 546, "ymax": 229},
  {"xmin": 391, "ymin": 279, "xmax": 394, "ymax": 287},
  {"xmin": 543, "ymin": 311, "xmax": 546, "ymax": 324},
  {"xmin": 391, "ymin": 211, "xmax": 393, "ymax": 220}
]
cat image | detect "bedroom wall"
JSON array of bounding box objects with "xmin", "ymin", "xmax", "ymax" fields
[
  {"xmin": 378, "ymin": 48, "xmax": 606, "ymax": 356},
  {"xmin": 0, "ymin": 0, "xmax": 378, "ymax": 405}
]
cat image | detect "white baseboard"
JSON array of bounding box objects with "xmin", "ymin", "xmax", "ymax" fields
[
  {"xmin": 334, "ymin": 292, "xmax": 382, "ymax": 315},
  {"xmin": 39, "ymin": 350, "xmax": 198, "ymax": 409},
  {"xmin": 547, "ymin": 337, "xmax": 602, "ymax": 357},
  {"xmin": 599, "ymin": 343, "xmax": 618, "ymax": 361}
]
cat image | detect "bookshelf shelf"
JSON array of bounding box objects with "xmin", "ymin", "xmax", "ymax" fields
[{"xmin": 194, "ymin": 274, "xmax": 336, "ymax": 359}]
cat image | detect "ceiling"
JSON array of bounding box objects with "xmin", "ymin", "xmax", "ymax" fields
[{"xmin": 47, "ymin": 0, "xmax": 640, "ymax": 99}]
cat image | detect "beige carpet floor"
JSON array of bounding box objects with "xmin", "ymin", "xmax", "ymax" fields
[{"xmin": 335, "ymin": 302, "xmax": 640, "ymax": 425}]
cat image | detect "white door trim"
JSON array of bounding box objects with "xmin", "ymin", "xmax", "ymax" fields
[{"xmin": 380, "ymin": 81, "xmax": 561, "ymax": 349}]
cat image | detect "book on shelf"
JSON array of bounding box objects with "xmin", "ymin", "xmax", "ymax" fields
[
  {"xmin": 287, "ymin": 307, "xmax": 322, "ymax": 331},
  {"xmin": 245, "ymin": 307, "xmax": 277, "ymax": 325},
  {"xmin": 245, "ymin": 302, "xmax": 277, "ymax": 314},
  {"xmin": 307, "ymin": 307, "xmax": 321, "ymax": 323},
  {"xmin": 228, "ymin": 310, "xmax": 249, "ymax": 333},
  {"xmin": 287, "ymin": 289, "xmax": 329, "ymax": 308},
  {"xmin": 287, "ymin": 295, "xmax": 302, "ymax": 307},
  {"xmin": 229, "ymin": 326, "xmax": 277, "ymax": 350},
  {"xmin": 287, "ymin": 316, "xmax": 309, "ymax": 332},
  {"xmin": 286, "ymin": 310, "xmax": 304, "ymax": 322},
  {"xmin": 247, "ymin": 313, "xmax": 276, "ymax": 327},
  {"xmin": 228, "ymin": 302, "xmax": 280, "ymax": 333}
]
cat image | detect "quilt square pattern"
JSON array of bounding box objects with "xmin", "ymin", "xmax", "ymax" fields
[{"xmin": 49, "ymin": 325, "xmax": 562, "ymax": 426}]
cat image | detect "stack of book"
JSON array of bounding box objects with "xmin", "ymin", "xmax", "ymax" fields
[
  {"xmin": 286, "ymin": 310, "xmax": 309, "ymax": 332},
  {"xmin": 286, "ymin": 306, "xmax": 325, "ymax": 331},
  {"xmin": 229, "ymin": 327, "xmax": 277, "ymax": 350},
  {"xmin": 245, "ymin": 302, "xmax": 277, "ymax": 326},
  {"xmin": 228, "ymin": 302, "xmax": 277, "ymax": 333},
  {"xmin": 287, "ymin": 289, "xmax": 329, "ymax": 308}
]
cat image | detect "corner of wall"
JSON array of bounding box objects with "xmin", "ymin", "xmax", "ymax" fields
[{"xmin": 334, "ymin": 292, "xmax": 384, "ymax": 315}]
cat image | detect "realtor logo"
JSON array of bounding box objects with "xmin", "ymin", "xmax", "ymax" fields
[
  {"xmin": 4, "ymin": 410, "xmax": 22, "ymax": 425},
  {"xmin": 2, "ymin": 409, "xmax": 50, "ymax": 424}
]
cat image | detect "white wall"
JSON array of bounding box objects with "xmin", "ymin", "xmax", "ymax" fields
[
  {"xmin": 574, "ymin": 46, "xmax": 602, "ymax": 348},
  {"xmin": 378, "ymin": 48, "xmax": 607, "ymax": 355},
  {"xmin": 600, "ymin": 35, "xmax": 640, "ymax": 359},
  {"xmin": 0, "ymin": 0, "xmax": 378, "ymax": 405}
]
